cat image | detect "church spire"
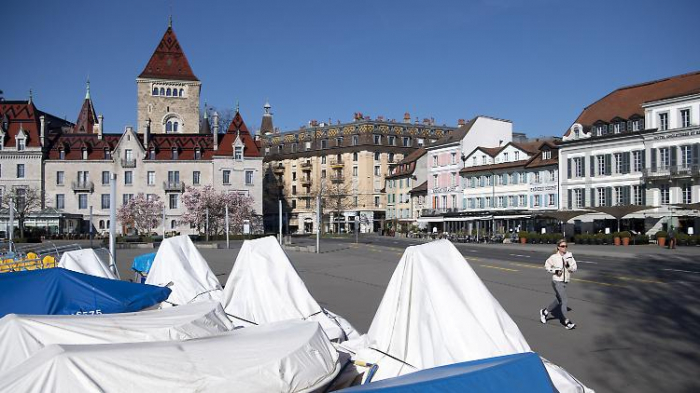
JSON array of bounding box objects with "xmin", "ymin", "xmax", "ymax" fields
[
  {"xmin": 138, "ymin": 24, "xmax": 198, "ymax": 81},
  {"xmin": 85, "ymin": 78, "xmax": 91, "ymax": 99}
]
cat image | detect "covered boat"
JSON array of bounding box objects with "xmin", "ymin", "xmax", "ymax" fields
[
  {"xmin": 0, "ymin": 320, "xmax": 340, "ymax": 393},
  {"xmin": 345, "ymin": 240, "xmax": 593, "ymax": 393},
  {"xmin": 0, "ymin": 268, "xmax": 171, "ymax": 318},
  {"xmin": 340, "ymin": 352, "xmax": 555, "ymax": 393},
  {"xmin": 58, "ymin": 248, "xmax": 116, "ymax": 279},
  {"xmin": 146, "ymin": 235, "xmax": 223, "ymax": 306},
  {"xmin": 132, "ymin": 252, "xmax": 157, "ymax": 282},
  {"xmin": 221, "ymin": 236, "xmax": 358, "ymax": 342},
  {"xmin": 0, "ymin": 301, "xmax": 234, "ymax": 372}
]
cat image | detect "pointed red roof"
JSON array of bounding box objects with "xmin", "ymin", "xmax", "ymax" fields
[
  {"xmin": 73, "ymin": 98, "xmax": 98, "ymax": 134},
  {"xmin": 138, "ymin": 26, "xmax": 198, "ymax": 81}
]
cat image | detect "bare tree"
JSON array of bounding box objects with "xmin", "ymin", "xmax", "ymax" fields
[
  {"xmin": 204, "ymin": 105, "xmax": 236, "ymax": 133},
  {"xmin": 3, "ymin": 187, "xmax": 42, "ymax": 238},
  {"xmin": 315, "ymin": 177, "xmax": 354, "ymax": 234}
]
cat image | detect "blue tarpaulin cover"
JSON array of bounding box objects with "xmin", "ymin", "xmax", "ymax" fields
[
  {"xmin": 0, "ymin": 268, "xmax": 171, "ymax": 317},
  {"xmin": 132, "ymin": 252, "xmax": 157, "ymax": 273},
  {"xmin": 341, "ymin": 352, "xmax": 555, "ymax": 393}
]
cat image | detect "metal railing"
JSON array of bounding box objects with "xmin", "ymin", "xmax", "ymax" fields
[
  {"xmin": 71, "ymin": 180, "xmax": 94, "ymax": 192},
  {"xmin": 120, "ymin": 158, "xmax": 137, "ymax": 168},
  {"xmin": 163, "ymin": 181, "xmax": 185, "ymax": 192},
  {"xmin": 643, "ymin": 165, "xmax": 700, "ymax": 180}
]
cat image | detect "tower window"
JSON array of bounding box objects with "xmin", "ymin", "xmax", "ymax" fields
[
  {"xmin": 159, "ymin": 88, "xmax": 165, "ymax": 95},
  {"xmin": 166, "ymin": 88, "xmax": 171, "ymax": 96},
  {"xmin": 179, "ymin": 88, "xmax": 184, "ymax": 97},
  {"xmin": 152, "ymin": 87, "xmax": 158, "ymax": 95}
]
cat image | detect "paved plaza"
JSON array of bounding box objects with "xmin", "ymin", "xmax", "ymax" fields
[{"xmin": 101, "ymin": 235, "xmax": 700, "ymax": 393}]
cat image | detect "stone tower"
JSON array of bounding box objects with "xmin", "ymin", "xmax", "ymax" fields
[{"xmin": 136, "ymin": 21, "xmax": 201, "ymax": 134}]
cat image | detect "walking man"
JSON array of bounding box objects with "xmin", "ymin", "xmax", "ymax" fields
[{"xmin": 540, "ymin": 239, "xmax": 578, "ymax": 329}]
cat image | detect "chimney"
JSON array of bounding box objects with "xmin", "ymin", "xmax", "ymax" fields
[
  {"xmin": 212, "ymin": 111, "xmax": 219, "ymax": 151},
  {"xmin": 98, "ymin": 115, "xmax": 104, "ymax": 140},
  {"xmin": 457, "ymin": 118, "xmax": 466, "ymax": 126},
  {"xmin": 39, "ymin": 115, "xmax": 46, "ymax": 147},
  {"xmin": 403, "ymin": 112, "xmax": 411, "ymax": 123},
  {"xmin": 144, "ymin": 118, "xmax": 151, "ymax": 148}
]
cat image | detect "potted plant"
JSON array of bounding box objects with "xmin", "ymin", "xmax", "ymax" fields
[
  {"xmin": 620, "ymin": 231, "xmax": 631, "ymax": 246},
  {"xmin": 613, "ymin": 232, "xmax": 621, "ymax": 246},
  {"xmin": 518, "ymin": 231, "xmax": 528, "ymax": 244},
  {"xmin": 677, "ymin": 232, "xmax": 689, "ymax": 246},
  {"xmin": 655, "ymin": 230, "xmax": 667, "ymax": 247},
  {"xmin": 529, "ymin": 232, "xmax": 539, "ymax": 244}
]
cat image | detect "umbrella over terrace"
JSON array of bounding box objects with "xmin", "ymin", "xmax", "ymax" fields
[
  {"xmin": 671, "ymin": 202, "xmax": 700, "ymax": 212},
  {"xmin": 535, "ymin": 209, "xmax": 592, "ymax": 237},
  {"xmin": 590, "ymin": 205, "xmax": 657, "ymax": 232}
]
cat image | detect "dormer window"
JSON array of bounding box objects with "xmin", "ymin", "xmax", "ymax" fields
[
  {"xmin": 59, "ymin": 149, "xmax": 65, "ymax": 160},
  {"xmin": 82, "ymin": 148, "xmax": 88, "ymax": 160},
  {"xmin": 17, "ymin": 138, "xmax": 26, "ymax": 151},
  {"xmin": 104, "ymin": 148, "xmax": 111, "ymax": 159},
  {"xmin": 596, "ymin": 125, "xmax": 605, "ymax": 136},
  {"xmin": 171, "ymin": 147, "xmax": 178, "ymax": 160},
  {"xmin": 503, "ymin": 152, "xmax": 509, "ymax": 162},
  {"xmin": 194, "ymin": 148, "xmax": 202, "ymax": 160},
  {"xmin": 149, "ymin": 149, "xmax": 156, "ymax": 160},
  {"xmin": 542, "ymin": 150, "xmax": 551, "ymax": 160},
  {"xmin": 235, "ymin": 146, "xmax": 243, "ymax": 160}
]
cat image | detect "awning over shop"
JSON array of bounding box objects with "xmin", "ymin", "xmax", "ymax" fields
[
  {"xmin": 417, "ymin": 217, "xmax": 444, "ymax": 223},
  {"xmin": 493, "ymin": 215, "xmax": 531, "ymax": 220}
]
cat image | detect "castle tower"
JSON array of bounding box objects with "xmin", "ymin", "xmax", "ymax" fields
[
  {"xmin": 136, "ymin": 21, "xmax": 201, "ymax": 134},
  {"xmin": 259, "ymin": 100, "xmax": 274, "ymax": 135},
  {"xmin": 73, "ymin": 79, "xmax": 99, "ymax": 134}
]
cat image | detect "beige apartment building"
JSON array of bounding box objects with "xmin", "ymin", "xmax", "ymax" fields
[
  {"xmin": 262, "ymin": 114, "xmax": 460, "ymax": 234},
  {"xmin": 384, "ymin": 148, "xmax": 428, "ymax": 233}
]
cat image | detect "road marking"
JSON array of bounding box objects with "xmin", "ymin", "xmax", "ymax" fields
[
  {"xmin": 662, "ymin": 268, "xmax": 700, "ymax": 274},
  {"xmin": 467, "ymin": 250, "xmax": 478, "ymax": 252},
  {"xmin": 616, "ymin": 276, "xmax": 665, "ymax": 284},
  {"xmin": 510, "ymin": 263, "xmax": 540, "ymax": 269},
  {"xmin": 578, "ymin": 260, "xmax": 598, "ymax": 264},
  {"xmin": 571, "ymin": 278, "xmax": 622, "ymax": 287},
  {"xmin": 509, "ymin": 254, "xmax": 531, "ymax": 258},
  {"xmin": 479, "ymin": 264, "xmax": 519, "ymax": 272}
]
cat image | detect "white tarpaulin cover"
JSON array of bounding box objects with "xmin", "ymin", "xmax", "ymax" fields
[
  {"xmin": 347, "ymin": 240, "xmax": 593, "ymax": 393},
  {"xmin": 146, "ymin": 235, "xmax": 223, "ymax": 306},
  {"xmin": 222, "ymin": 236, "xmax": 359, "ymax": 342},
  {"xmin": 0, "ymin": 301, "xmax": 234, "ymax": 373},
  {"xmin": 0, "ymin": 320, "xmax": 339, "ymax": 393},
  {"xmin": 58, "ymin": 249, "xmax": 116, "ymax": 279}
]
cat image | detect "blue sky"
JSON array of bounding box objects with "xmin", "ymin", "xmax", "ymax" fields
[{"xmin": 3, "ymin": 0, "xmax": 699, "ymax": 137}]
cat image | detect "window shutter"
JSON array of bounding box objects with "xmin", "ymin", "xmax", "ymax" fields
[
  {"xmin": 627, "ymin": 120, "xmax": 633, "ymax": 131},
  {"xmin": 606, "ymin": 187, "xmax": 612, "ymax": 207},
  {"xmin": 641, "ymin": 185, "xmax": 647, "ymax": 205},
  {"xmin": 590, "ymin": 188, "xmax": 596, "ymax": 207},
  {"xmin": 529, "ymin": 195, "xmax": 534, "ymax": 208},
  {"xmin": 567, "ymin": 189, "xmax": 572, "ymax": 209},
  {"xmin": 503, "ymin": 197, "xmax": 508, "ymax": 208},
  {"xmin": 670, "ymin": 147, "xmax": 677, "ymax": 168},
  {"xmin": 693, "ymin": 144, "xmax": 700, "ymax": 166},
  {"xmin": 641, "ymin": 150, "xmax": 646, "ymax": 170},
  {"xmin": 581, "ymin": 188, "xmax": 587, "ymax": 207},
  {"xmin": 624, "ymin": 152, "xmax": 631, "ymax": 174},
  {"xmin": 567, "ymin": 158, "xmax": 572, "ymax": 179},
  {"xmin": 626, "ymin": 186, "xmax": 632, "ymax": 205},
  {"xmin": 590, "ymin": 156, "xmax": 596, "ymax": 177},
  {"xmin": 651, "ymin": 148, "xmax": 657, "ymax": 171},
  {"xmin": 605, "ymin": 154, "xmax": 612, "ymax": 175}
]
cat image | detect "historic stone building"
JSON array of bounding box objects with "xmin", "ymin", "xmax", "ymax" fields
[
  {"xmin": 262, "ymin": 114, "xmax": 460, "ymax": 234},
  {"xmin": 384, "ymin": 148, "xmax": 427, "ymax": 232},
  {"xmin": 36, "ymin": 22, "xmax": 262, "ymax": 236}
]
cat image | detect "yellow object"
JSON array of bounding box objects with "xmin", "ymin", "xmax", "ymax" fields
[
  {"xmin": 26, "ymin": 252, "xmax": 39, "ymax": 260},
  {"xmin": 43, "ymin": 255, "xmax": 56, "ymax": 268}
]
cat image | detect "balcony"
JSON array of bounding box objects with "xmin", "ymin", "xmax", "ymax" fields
[
  {"xmin": 330, "ymin": 174, "xmax": 345, "ymax": 183},
  {"xmin": 163, "ymin": 181, "xmax": 185, "ymax": 192},
  {"xmin": 71, "ymin": 180, "xmax": 94, "ymax": 193},
  {"xmin": 330, "ymin": 159, "xmax": 344, "ymax": 169},
  {"xmin": 300, "ymin": 177, "xmax": 313, "ymax": 186},
  {"xmin": 300, "ymin": 162, "xmax": 312, "ymax": 171},
  {"xmin": 420, "ymin": 208, "xmax": 460, "ymax": 216},
  {"xmin": 643, "ymin": 165, "xmax": 700, "ymax": 182},
  {"xmin": 273, "ymin": 164, "xmax": 285, "ymax": 174},
  {"xmin": 121, "ymin": 158, "xmax": 137, "ymax": 168}
]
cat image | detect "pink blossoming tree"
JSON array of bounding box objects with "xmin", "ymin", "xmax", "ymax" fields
[
  {"xmin": 181, "ymin": 185, "xmax": 255, "ymax": 236},
  {"xmin": 117, "ymin": 193, "xmax": 164, "ymax": 235}
]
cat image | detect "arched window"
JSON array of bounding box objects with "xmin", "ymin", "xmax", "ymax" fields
[
  {"xmin": 152, "ymin": 87, "xmax": 158, "ymax": 95},
  {"xmin": 166, "ymin": 88, "xmax": 171, "ymax": 96},
  {"xmin": 173, "ymin": 122, "xmax": 178, "ymax": 132},
  {"xmin": 166, "ymin": 121, "xmax": 173, "ymax": 133},
  {"xmin": 99, "ymin": 220, "xmax": 105, "ymax": 229},
  {"xmin": 82, "ymin": 148, "xmax": 88, "ymax": 159},
  {"xmin": 106, "ymin": 220, "xmax": 110, "ymax": 228},
  {"xmin": 159, "ymin": 87, "xmax": 165, "ymax": 95},
  {"xmin": 179, "ymin": 89, "xmax": 184, "ymax": 96},
  {"xmin": 171, "ymin": 220, "xmax": 177, "ymax": 229}
]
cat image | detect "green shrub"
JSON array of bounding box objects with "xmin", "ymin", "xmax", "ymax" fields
[
  {"xmin": 655, "ymin": 230, "xmax": 668, "ymax": 239},
  {"xmin": 619, "ymin": 231, "xmax": 631, "ymax": 238},
  {"xmin": 518, "ymin": 231, "xmax": 529, "ymax": 240}
]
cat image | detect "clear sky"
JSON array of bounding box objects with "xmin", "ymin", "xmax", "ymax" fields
[{"xmin": 3, "ymin": 0, "xmax": 699, "ymax": 137}]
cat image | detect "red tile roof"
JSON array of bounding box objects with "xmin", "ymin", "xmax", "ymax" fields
[
  {"xmin": 565, "ymin": 70, "xmax": 700, "ymax": 136},
  {"xmin": 138, "ymin": 26, "xmax": 199, "ymax": 81},
  {"xmin": 46, "ymin": 134, "xmax": 120, "ymax": 159},
  {"xmin": 0, "ymin": 101, "xmax": 73, "ymax": 149},
  {"xmin": 386, "ymin": 148, "xmax": 426, "ymax": 179},
  {"xmin": 409, "ymin": 181, "xmax": 428, "ymax": 194}
]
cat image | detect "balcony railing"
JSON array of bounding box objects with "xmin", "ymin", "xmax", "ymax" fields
[
  {"xmin": 300, "ymin": 162, "xmax": 312, "ymax": 170},
  {"xmin": 330, "ymin": 159, "xmax": 344, "ymax": 168},
  {"xmin": 121, "ymin": 158, "xmax": 137, "ymax": 168},
  {"xmin": 300, "ymin": 178, "xmax": 312, "ymax": 186},
  {"xmin": 643, "ymin": 165, "xmax": 700, "ymax": 181},
  {"xmin": 420, "ymin": 208, "xmax": 460, "ymax": 216},
  {"xmin": 71, "ymin": 180, "xmax": 94, "ymax": 192},
  {"xmin": 273, "ymin": 164, "xmax": 285, "ymax": 174},
  {"xmin": 330, "ymin": 175, "xmax": 345, "ymax": 183},
  {"xmin": 163, "ymin": 181, "xmax": 185, "ymax": 192}
]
